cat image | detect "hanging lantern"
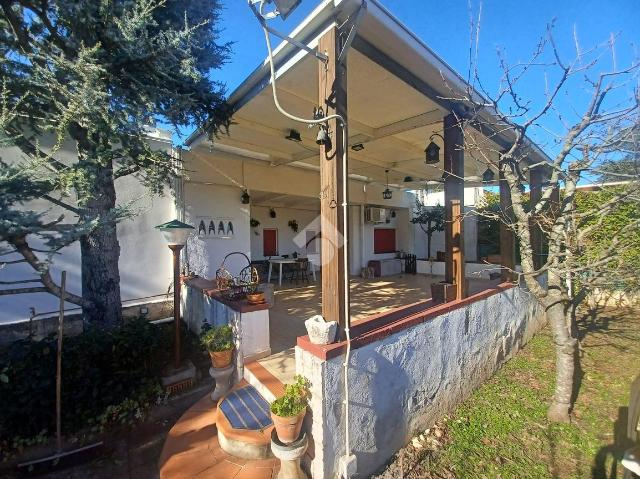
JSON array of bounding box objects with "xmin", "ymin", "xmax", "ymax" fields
[
  {"xmin": 425, "ymin": 141, "xmax": 440, "ymax": 165},
  {"xmin": 482, "ymin": 168, "xmax": 495, "ymax": 183},
  {"xmin": 425, "ymin": 133, "xmax": 443, "ymax": 165},
  {"xmin": 382, "ymin": 169, "xmax": 393, "ymax": 200},
  {"xmin": 241, "ymin": 189, "xmax": 251, "ymax": 204}
]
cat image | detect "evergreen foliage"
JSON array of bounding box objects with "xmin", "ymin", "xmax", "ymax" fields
[{"xmin": 0, "ymin": 0, "xmax": 231, "ymax": 325}]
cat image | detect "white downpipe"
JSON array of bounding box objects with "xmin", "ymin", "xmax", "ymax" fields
[{"xmin": 260, "ymin": 22, "xmax": 354, "ymax": 477}]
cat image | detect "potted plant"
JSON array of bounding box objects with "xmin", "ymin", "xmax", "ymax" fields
[
  {"xmin": 201, "ymin": 324, "xmax": 235, "ymax": 369},
  {"xmin": 270, "ymin": 375, "xmax": 310, "ymax": 443},
  {"xmin": 288, "ymin": 219, "xmax": 299, "ymax": 233}
]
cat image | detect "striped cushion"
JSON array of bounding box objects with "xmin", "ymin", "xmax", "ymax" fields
[{"xmin": 219, "ymin": 385, "xmax": 273, "ymax": 430}]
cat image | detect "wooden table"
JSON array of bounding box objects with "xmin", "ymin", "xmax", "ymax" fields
[{"xmin": 268, "ymin": 258, "xmax": 316, "ymax": 286}]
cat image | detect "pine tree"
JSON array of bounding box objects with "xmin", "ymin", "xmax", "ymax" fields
[{"xmin": 0, "ymin": 0, "xmax": 230, "ymax": 326}]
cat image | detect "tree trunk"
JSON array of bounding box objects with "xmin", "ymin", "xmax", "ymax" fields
[
  {"xmin": 427, "ymin": 233, "xmax": 432, "ymax": 260},
  {"xmin": 546, "ymin": 296, "xmax": 578, "ymax": 423},
  {"xmin": 79, "ymin": 161, "xmax": 122, "ymax": 327}
]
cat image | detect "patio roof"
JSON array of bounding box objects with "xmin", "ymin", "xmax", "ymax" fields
[{"xmin": 186, "ymin": 0, "xmax": 551, "ymax": 189}]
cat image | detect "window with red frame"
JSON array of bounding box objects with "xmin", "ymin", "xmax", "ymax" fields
[{"xmin": 374, "ymin": 228, "xmax": 396, "ymax": 254}]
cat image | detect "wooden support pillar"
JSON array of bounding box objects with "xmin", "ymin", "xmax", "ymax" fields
[
  {"xmin": 499, "ymin": 160, "xmax": 516, "ymax": 281},
  {"xmin": 443, "ymin": 113, "xmax": 466, "ymax": 300},
  {"xmin": 318, "ymin": 26, "xmax": 348, "ymax": 335}
]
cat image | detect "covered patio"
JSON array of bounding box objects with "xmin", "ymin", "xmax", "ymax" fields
[
  {"xmin": 261, "ymin": 272, "xmax": 502, "ymax": 383},
  {"xmin": 174, "ymin": 1, "xmax": 553, "ymax": 477}
]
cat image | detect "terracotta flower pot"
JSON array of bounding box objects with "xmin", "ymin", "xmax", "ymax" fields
[
  {"xmin": 209, "ymin": 348, "xmax": 234, "ymax": 369},
  {"xmin": 271, "ymin": 409, "xmax": 306, "ymax": 444}
]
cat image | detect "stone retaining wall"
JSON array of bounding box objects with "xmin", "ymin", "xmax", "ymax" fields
[{"xmin": 296, "ymin": 285, "xmax": 544, "ymax": 478}]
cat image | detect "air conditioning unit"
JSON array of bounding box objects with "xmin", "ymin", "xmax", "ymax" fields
[{"xmin": 365, "ymin": 207, "xmax": 387, "ymax": 223}]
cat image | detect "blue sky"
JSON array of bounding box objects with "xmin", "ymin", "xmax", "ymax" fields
[{"xmin": 183, "ymin": 0, "xmax": 639, "ymax": 157}]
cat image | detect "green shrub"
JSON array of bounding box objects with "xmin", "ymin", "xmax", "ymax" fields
[
  {"xmin": 0, "ymin": 318, "xmax": 197, "ymax": 457},
  {"xmin": 270, "ymin": 375, "xmax": 309, "ymax": 417},
  {"xmin": 200, "ymin": 324, "xmax": 234, "ymax": 352}
]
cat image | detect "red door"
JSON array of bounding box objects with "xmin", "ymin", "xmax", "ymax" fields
[{"xmin": 263, "ymin": 229, "xmax": 278, "ymax": 257}]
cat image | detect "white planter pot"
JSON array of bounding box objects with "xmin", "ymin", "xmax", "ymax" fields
[{"xmin": 305, "ymin": 315, "xmax": 337, "ymax": 345}]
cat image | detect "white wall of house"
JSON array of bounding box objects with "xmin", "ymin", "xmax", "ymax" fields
[
  {"xmin": 413, "ymin": 207, "xmax": 479, "ymax": 262},
  {"xmin": 182, "ymin": 182, "xmax": 251, "ymax": 280},
  {"xmin": 0, "ymin": 131, "xmax": 175, "ymax": 324},
  {"xmin": 416, "ymin": 186, "xmax": 485, "ymax": 207},
  {"xmin": 249, "ymin": 205, "xmax": 321, "ymax": 260},
  {"xmin": 296, "ymin": 286, "xmax": 544, "ymax": 479}
]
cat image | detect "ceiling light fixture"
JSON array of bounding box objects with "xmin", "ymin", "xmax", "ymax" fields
[
  {"xmin": 383, "ymin": 169, "xmax": 393, "ymax": 200},
  {"xmin": 285, "ymin": 129, "xmax": 302, "ymax": 142}
]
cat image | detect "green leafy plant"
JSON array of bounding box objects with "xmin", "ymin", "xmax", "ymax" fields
[
  {"xmin": 0, "ymin": 318, "xmax": 197, "ymax": 458},
  {"xmin": 288, "ymin": 219, "xmax": 299, "ymax": 233},
  {"xmin": 270, "ymin": 375, "xmax": 310, "ymax": 417},
  {"xmin": 200, "ymin": 324, "xmax": 234, "ymax": 353},
  {"xmin": 250, "ymin": 218, "xmax": 261, "ymax": 228},
  {"xmin": 411, "ymin": 200, "xmax": 445, "ymax": 259}
]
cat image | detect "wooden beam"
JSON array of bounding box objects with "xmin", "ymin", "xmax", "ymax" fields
[
  {"xmin": 443, "ymin": 113, "xmax": 466, "ymax": 299},
  {"xmin": 499, "ymin": 159, "xmax": 516, "ymax": 281},
  {"xmin": 319, "ymin": 26, "xmax": 348, "ymax": 335},
  {"xmin": 351, "ymin": 35, "xmax": 522, "ymax": 154}
]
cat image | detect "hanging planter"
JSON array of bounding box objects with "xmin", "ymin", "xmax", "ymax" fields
[
  {"xmin": 288, "ymin": 219, "xmax": 299, "ymax": 233},
  {"xmin": 250, "ymin": 218, "xmax": 260, "ymax": 228}
]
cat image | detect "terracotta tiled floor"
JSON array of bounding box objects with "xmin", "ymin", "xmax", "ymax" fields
[
  {"xmin": 158, "ymin": 394, "xmax": 279, "ymax": 479},
  {"xmin": 261, "ymin": 273, "xmax": 501, "ymax": 383}
]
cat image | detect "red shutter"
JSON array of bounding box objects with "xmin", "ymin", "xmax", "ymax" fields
[
  {"xmin": 374, "ymin": 228, "xmax": 396, "ymax": 254},
  {"xmin": 263, "ymin": 229, "xmax": 278, "ymax": 257}
]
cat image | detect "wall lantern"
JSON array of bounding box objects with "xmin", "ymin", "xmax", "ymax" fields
[
  {"xmin": 241, "ymin": 189, "xmax": 251, "ymax": 204},
  {"xmin": 482, "ymin": 168, "xmax": 495, "ymax": 183},
  {"xmin": 382, "ymin": 169, "xmax": 393, "ymax": 200},
  {"xmin": 425, "ymin": 133, "xmax": 443, "ymax": 165},
  {"xmin": 316, "ymin": 124, "xmax": 329, "ymax": 145},
  {"xmin": 285, "ymin": 129, "xmax": 302, "ymax": 142}
]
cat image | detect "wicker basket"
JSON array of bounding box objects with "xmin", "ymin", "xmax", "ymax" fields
[{"xmin": 215, "ymin": 252, "xmax": 259, "ymax": 301}]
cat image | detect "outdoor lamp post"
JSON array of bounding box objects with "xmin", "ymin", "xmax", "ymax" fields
[{"xmin": 156, "ymin": 219, "xmax": 194, "ymax": 370}]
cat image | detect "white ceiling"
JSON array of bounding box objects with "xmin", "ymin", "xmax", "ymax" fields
[{"xmin": 208, "ymin": 48, "xmax": 503, "ymax": 189}]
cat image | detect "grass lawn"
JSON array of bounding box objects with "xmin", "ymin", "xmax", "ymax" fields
[{"xmin": 376, "ymin": 307, "xmax": 639, "ymax": 479}]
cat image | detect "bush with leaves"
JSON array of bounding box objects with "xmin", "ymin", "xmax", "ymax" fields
[
  {"xmin": 0, "ymin": 318, "xmax": 200, "ymax": 459},
  {"xmin": 270, "ymin": 375, "xmax": 310, "ymax": 418},
  {"xmin": 200, "ymin": 324, "xmax": 234, "ymax": 353}
]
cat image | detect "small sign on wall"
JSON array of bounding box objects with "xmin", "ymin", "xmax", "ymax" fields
[{"xmin": 196, "ymin": 216, "xmax": 235, "ymax": 239}]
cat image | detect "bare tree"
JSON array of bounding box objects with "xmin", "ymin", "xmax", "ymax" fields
[{"xmin": 441, "ymin": 17, "xmax": 639, "ymax": 422}]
